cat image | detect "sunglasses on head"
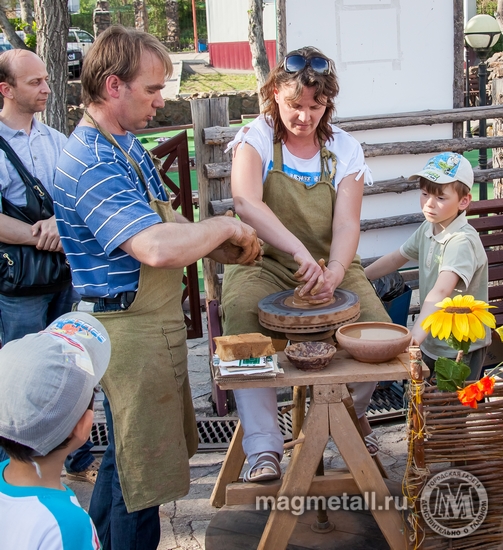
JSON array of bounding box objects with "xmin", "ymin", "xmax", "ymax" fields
[{"xmin": 283, "ymin": 54, "xmax": 331, "ymax": 75}]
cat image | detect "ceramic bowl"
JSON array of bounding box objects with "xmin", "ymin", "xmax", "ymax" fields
[
  {"xmin": 335, "ymin": 322, "xmax": 410, "ymax": 364},
  {"xmin": 284, "ymin": 341, "xmax": 336, "ymax": 371}
]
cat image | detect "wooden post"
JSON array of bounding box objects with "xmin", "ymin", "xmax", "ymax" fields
[
  {"xmin": 191, "ymin": 0, "xmax": 198, "ymax": 53},
  {"xmin": 292, "ymin": 386, "xmax": 306, "ymax": 440},
  {"xmin": 409, "ymin": 345, "xmax": 425, "ymax": 547},
  {"xmin": 190, "ymin": 97, "xmax": 231, "ymax": 303}
]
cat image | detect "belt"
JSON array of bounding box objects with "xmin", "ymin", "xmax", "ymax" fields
[{"xmin": 83, "ymin": 291, "xmax": 137, "ymax": 309}]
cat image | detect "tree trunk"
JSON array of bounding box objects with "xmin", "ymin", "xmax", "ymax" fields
[
  {"xmin": 20, "ymin": 0, "xmax": 34, "ymax": 29},
  {"xmin": 34, "ymin": 0, "xmax": 69, "ymax": 135},
  {"xmin": 496, "ymin": 0, "xmax": 503, "ymax": 32},
  {"xmin": 134, "ymin": 0, "xmax": 148, "ymax": 32},
  {"xmin": 276, "ymin": 0, "xmax": 287, "ymax": 62},
  {"xmin": 248, "ymin": 0, "xmax": 270, "ymax": 108},
  {"xmin": 0, "ymin": 3, "xmax": 29, "ymax": 49},
  {"xmin": 165, "ymin": 0, "xmax": 180, "ymax": 50}
]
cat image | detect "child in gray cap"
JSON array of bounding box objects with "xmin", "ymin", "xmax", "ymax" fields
[
  {"xmin": 0, "ymin": 311, "xmax": 110, "ymax": 549},
  {"xmin": 365, "ymin": 152, "xmax": 489, "ymax": 379}
]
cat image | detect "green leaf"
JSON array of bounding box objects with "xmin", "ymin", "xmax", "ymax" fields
[
  {"xmin": 445, "ymin": 334, "xmax": 471, "ymax": 354},
  {"xmin": 434, "ymin": 357, "xmax": 471, "ymax": 392}
]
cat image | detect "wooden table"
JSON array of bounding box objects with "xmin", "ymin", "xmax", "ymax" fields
[{"xmin": 210, "ymin": 350, "xmax": 429, "ymax": 550}]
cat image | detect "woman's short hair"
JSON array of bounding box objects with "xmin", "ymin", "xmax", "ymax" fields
[
  {"xmin": 260, "ymin": 46, "xmax": 339, "ymax": 144},
  {"xmin": 81, "ymin": 25, "xmax": 173, "ymax": 106}
]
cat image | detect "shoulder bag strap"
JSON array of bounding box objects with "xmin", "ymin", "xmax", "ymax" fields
[
  {"xmin": 0, "ymin": 136, "xmax": 52, "ymax": 200},
  {"xmin": 0, "ymin": 136, "xmax": 54, "ymax": 223}
]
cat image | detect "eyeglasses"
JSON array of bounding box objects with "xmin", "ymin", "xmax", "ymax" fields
[{"xmin": 283, "ymin": 54, "xmax": 331, "ymax": 75}]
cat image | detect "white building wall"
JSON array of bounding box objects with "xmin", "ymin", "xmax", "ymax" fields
[
  {"xmin": 207, "ymin": 0, "xmax": 276, "ymax": 44},
  {"xmin": 286, "ymin": 0, "xmax": 456, "ymax": 260}
]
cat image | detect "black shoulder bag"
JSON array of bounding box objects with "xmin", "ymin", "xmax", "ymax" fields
[{"xmin": 0, "ymin": 136, "xmax": 72, "ymax": 296}]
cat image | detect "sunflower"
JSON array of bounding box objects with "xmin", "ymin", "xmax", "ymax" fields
[{"xmin": 421, "ymin": 295, "xmax": 496, "ymax": 343}]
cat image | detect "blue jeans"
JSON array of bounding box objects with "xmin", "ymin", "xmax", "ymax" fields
[
  {"xmin": 0, "ymin": 285, "xmax": 80, "ymax": 344},
  {"xmin": 88, "ymin": 301, "xmax": 160, "ymax": 550},
  {"xmin": 89, "ymin": 395, "xmax": 160, "ymax": 550},
  {"xmin": 65, "ymin": 439, "xmax": 95, "ymax": 473}
]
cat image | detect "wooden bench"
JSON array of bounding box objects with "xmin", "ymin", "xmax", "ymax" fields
[{"xmin": 466, "ymin": 197, "xmax": 503, "ymax": 325}]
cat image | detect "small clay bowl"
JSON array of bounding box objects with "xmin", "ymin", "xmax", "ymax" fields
[
  {"xmin": 284, "ymin": 341, "xmax": 336, "ymax": 371},
  {"xmin": 336, "ymin": 322, "xmax": 410, "ymax": 364}
]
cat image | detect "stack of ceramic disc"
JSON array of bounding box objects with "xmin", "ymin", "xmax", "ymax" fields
[{"xmin": 258, "ymin": 288, "xmax": 360, "ymax": 334}]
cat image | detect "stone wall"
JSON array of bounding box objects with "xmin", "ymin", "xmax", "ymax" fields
[
  {"xmin": 1, "ymin": 82, "xmax": 259, "ymax": 133},
  {"xmin": 66, "ymin": 81, "xmax": 259, "ymax": 134}
]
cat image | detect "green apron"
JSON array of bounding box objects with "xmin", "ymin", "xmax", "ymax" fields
[
  {"xmin": 94, "ymin": 196, "xmax": 198, "ymax": 513},
  {"xmin": 222, "ymin": 141, "xmax": 390, "ymax": 337}
]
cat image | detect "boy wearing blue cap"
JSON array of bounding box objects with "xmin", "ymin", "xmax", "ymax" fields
[
  {"xmin": 0, "ymin": 312, "xmax": 110, "ymax": 549},
  {"xmin": 365, "ymin": 153, "xmax": 489, "ymax": 379}
]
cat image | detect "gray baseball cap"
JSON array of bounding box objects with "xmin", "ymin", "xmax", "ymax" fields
[{"xmin": 0, "ymin": 312, "xmax": 111, "ymax": 456}]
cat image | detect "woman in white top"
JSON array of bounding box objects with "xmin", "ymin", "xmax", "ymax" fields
[{"xmin": 221, "ymin": 47, "xmax": 390, "ymax": 481}]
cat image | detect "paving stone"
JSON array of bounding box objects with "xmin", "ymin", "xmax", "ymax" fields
[{"xmin": 158, "ymin": 514, "xmax": 179, "ymax": 550}]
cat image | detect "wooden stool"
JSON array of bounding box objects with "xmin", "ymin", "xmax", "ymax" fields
[{"xmin": 209, "ymin": 350, "xmax": 429, "ymax": 550}]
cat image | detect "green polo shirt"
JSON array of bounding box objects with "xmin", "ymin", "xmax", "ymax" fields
[{"xmin": 400, "ymin": 212, "xmax": 490, "ymax": 360}]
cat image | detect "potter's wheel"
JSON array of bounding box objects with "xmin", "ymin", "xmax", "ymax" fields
[{"xmin": 258, "ymin": 288, "xmax": 360, "ymax": 334}]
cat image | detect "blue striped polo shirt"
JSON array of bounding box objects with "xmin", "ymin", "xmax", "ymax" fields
[{"xmin": 54, "ymin": 127, "xmax": 167, "ymax": 298}]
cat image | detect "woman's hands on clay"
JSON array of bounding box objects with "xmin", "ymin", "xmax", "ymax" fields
[
  {"xmin": 293, "ymin": 249, "xmax": 324, "ymax": 296},
  {"xmin": 293, "ymin": 258, "xmax": 341, "ymax": 304}
]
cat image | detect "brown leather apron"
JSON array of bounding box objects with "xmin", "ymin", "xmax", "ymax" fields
[{"xmin": 93, "ymin": 196, "xmax": 198, "ymax": 513}]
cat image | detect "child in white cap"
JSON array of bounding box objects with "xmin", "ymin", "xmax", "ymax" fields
[
  {"xmin": 0, "ymin": 311, "xmax": 111, "ymax": 549},
  {"xmin": 365, "ymin": 152, "xmax": 489, "ymax": 379}
]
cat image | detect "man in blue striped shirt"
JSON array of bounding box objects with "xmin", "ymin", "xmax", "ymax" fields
[{"xmin": 54, "ymin": 26, "xmax": 261, "ymax": 550}]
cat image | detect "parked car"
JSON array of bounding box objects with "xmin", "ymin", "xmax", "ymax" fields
[
  {"xmin": 67, "ymin": 48, "xmax": 83, "ymax": 79},
  {"xmin": 67, "ymin": 28, "xmax": 94, "ymax": 59},
  {"xmin": 0, "ymin": 33, "xmax": 83, "ymax": 79}
]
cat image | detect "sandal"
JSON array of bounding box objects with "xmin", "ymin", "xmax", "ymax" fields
[
  {"xmin": 243, "ymin": 452, "xmax": 281, "ymax": 483},
  {"xmin": 364, "ymin": 431, "xmax": 379, "ymax": 457}
]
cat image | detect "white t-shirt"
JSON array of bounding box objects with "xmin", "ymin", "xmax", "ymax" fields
[
  {"xmin": 226, "ymin": 115, "xmax": 372, "ymax": 188},
  {"xmin": 0, "ymin": 461, "xmax": 101, "ymax": 549}
]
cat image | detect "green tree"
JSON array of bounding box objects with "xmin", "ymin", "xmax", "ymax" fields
[{"xmin": 0, "ymin": 1, "xmax": 29, "ymax": 48}]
